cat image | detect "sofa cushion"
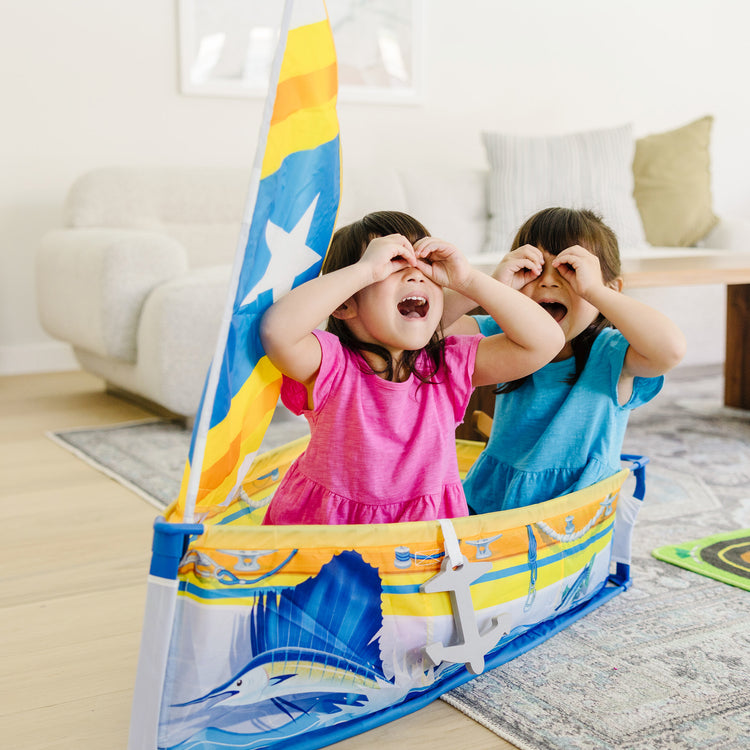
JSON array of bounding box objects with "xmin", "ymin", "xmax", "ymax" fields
[
  {"xmin": 63, "ymin": 167, "xmax": 249, "ymax": 268},
  {"xmin": 482, "ymin": 124, "xmax": 647, "ymax": 254},
  {"xmin": 36, "ymin": 228, "xmax": 188, "ymax": 362},
  {"xmin": 633, "ymin": 116, "xmax": 718, "ymax": 247},
  {"xmin": 136, "ymin": 266, "xmax": 231, "ymax": 415}
]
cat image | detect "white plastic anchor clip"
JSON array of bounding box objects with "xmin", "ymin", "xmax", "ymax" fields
[{"xmin": 420, "ymin": 519, "xmax": 508, "ymax": 675}]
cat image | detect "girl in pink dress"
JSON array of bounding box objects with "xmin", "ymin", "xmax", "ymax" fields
[{"xmin": 260, "ymin": 211, "xmax": 564, "ymax": 525}]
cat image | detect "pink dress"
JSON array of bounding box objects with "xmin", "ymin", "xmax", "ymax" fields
[{"xmin": 262, "ymin": 329, "xmax": 482, "ymax": 525}]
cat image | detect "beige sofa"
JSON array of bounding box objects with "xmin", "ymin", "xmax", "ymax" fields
[{"xmin": 36, "ymin": 124, "xmax": 748, "ymax": 417}]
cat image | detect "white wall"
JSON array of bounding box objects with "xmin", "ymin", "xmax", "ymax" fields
[{"xmin": 3, "ymin": 0, "xmax": 749, "ymax": 374}]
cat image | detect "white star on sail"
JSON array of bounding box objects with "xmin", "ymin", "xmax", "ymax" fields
[{"xmin": 240, "ymin": 194, "xmax": 321, "ymax": 308}]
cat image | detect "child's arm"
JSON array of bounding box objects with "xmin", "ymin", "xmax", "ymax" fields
[
  {"xmin": 260, "ymin": 234, "xmax": 417, "ymax": 387},
  {"xmin": 442, "ymin": 245, "xmax": 545, "ymax": 335},
  {"xmin": 552, "ymin": 246, "xmax": 687, "ymax": 378},
  {"xmin": 415, "ymin": 239, "xmax": 565, "ymax": 387}
]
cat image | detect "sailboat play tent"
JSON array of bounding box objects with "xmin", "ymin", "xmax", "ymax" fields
[{"xmin": 128, "ymin": 3, "xmax": 649, "ymax": 748}]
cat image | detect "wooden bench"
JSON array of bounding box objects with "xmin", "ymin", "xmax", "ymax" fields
[{"xmin": 458, "ymin": 250, "xmax": 750, "ymax": 441}]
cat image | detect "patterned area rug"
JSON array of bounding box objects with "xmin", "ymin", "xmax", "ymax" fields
[
  {"xmin": 443, "ymin": 366, "xmax": 750, "ymax": 749},
  {"xmin": 48, "ymin": 405, "xmax": 309, "ymax": 510},
  {"xmin": 49, "ymin": 367, "xmax": 750, "ymax": 748}
]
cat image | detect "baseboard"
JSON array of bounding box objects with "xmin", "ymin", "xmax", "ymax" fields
[{"xmin": 0, "ymin": 341, "xmax": 79, "ymax": 375}]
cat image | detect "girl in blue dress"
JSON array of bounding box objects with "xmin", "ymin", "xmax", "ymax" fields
[{"xmin": 446, "ymin": 207, "xmax": 686, "ymax": 513}]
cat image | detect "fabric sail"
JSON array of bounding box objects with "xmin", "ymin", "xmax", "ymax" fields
[{"xmin": 171, "ymin": 0, "xmax": 340, "ymax": 524}]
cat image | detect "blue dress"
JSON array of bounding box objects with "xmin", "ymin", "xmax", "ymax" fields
[{"xmin": 463, "ymin": 320, "xmax": 663, "ymax": 514}]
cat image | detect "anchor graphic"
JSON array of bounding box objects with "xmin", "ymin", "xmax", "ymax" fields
[
  {"xmin": 465, "ymin": 534, "xmax": 503, "ymax": 559},
  {"xmin": 420, "ymin": 521, "xmax": 508, "ymax": 675},
  {"xmin": 220, "ymin": 549, "xmax": 277, "ymax": 572}
]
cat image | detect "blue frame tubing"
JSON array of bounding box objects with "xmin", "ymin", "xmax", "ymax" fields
[{"xmin": 150, "ymin": 517, "xmax": 204, "ymax": 581}]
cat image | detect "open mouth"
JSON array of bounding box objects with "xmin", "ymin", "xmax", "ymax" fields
[
  {"xmin": 397, "ymin": 295, "xmax": 429, "ymax": 319},
  {"xmin": 539, "ymin": 301, "xmax": 568, "ymax": 323}
]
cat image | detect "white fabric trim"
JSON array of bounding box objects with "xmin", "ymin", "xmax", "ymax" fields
[
  {"xmin": 127, "ymin": 576, "xmax": 179, "ymax": 750},
  {"xmin": 611, "ymin": 492, "xmax": 643, "ymax": 565},
  {"xmin": 439, "ymin": 518, "xmax": 463, "ymax": 568}
]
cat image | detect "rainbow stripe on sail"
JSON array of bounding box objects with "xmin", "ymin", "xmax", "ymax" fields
[{"xmin": 172, "ymin": 2, "xmax": 340, "ymax": 522}]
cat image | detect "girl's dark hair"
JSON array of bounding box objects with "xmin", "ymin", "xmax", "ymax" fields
[
  {"xmin": 322, "ymin": 210, "xmax": 445, "ymax": 382},
  {"xmin": 497, "ymin": 207, "xmax": 621, "ymax": 394}
]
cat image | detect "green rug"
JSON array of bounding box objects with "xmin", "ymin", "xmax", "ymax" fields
[{"xmin": 653, "ymin": 528, "xmax": 750, "ymax": 592}]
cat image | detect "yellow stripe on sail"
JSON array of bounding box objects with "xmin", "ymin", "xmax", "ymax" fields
[
  {"xmin": 197, "ymin": 410, "xmax": 277, "ymax": 512},
  {"xmin": 278, "ymin": 20, "xmax": 337, "ymax": 83},
  {"xmin": 258, "ymin": 16, "xmax": 338, "ymax": 179},
  {"xmin": 172, "ymin": 358, "xmax": 282, "ymax": 519},
  {"xmin": 200, "ymin": 358, "xmax": 282, "ymax": 471},
  {"xmin": 262, "ymin": 102, "xmax": 339, "ymax": 179}
]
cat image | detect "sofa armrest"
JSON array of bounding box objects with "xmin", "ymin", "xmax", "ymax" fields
[
  {"xmin": 702, "ymin": 216, "xmax": 750, "ymax": 252},
  {"xmin": 36, "ymin": 228, "xmax": 188, "ymax": 362},
  {"xmin": 136, "ymin": 266, "xmax": 231, "ymax": 416}
]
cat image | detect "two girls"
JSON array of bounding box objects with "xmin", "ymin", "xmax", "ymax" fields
[{"xmin": 259, "ymin": 211, "xmax": 564, "ymax": 525}]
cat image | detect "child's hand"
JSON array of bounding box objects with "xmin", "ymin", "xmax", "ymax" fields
[
  {"xmin": 359, "ymin": 234, "xmax": 418, "ymax": 283},
  {"xmin": 493, "ymin": 245, "xmax": 544, "ymax": 289},
  {"xmin": 413, "ymin": 237, "xmax": 472, "ymax": 290},
  {"xmin": 551, "ymin": 245, "xmax": 606, "ymax": 299}
]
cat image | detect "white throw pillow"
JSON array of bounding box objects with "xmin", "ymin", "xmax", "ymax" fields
[{"xmin": 482, "ymin": 124, "xmax": 648, "ymax": 254}]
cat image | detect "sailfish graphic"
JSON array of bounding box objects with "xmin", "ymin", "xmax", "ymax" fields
[{"xmin": 173, "ymin": 551, "xmax": 388, "ymax": 723}]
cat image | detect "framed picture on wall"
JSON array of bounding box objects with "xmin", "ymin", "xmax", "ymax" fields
[{"xmin": 177, "ymin": 0, "xmax": 424, "ymax": 104}]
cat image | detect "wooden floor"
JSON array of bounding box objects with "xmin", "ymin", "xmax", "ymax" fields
[{"xmin": 1, "ymin": 370, "xmax": 513, "ymax": 750}]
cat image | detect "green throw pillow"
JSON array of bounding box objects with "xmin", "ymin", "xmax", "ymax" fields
[{"xmin": 633, "ymin": 116, "xmax": 719, "ymax": 247}]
